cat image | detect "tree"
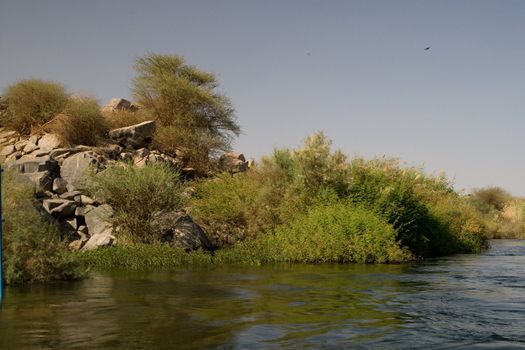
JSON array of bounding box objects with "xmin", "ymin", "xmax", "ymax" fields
[{"xmin": 131, "ymin": 54, "xmax": 241, "ymax": 170}]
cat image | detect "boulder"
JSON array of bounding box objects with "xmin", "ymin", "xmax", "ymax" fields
[
  {"xmin": 81, "ymin": 233, "xmax": 116, "ymax": 251},
  {"xmin": 152, "ymin": 211, "xmax": 214, "ymax": 251},
  {"xmin": 75, "ymin": 205, "xmax": 96, "ymax": 218},
  {"xmin": 52, "ymin": 178, "xmax": 68, "ymax": 194},
  {"xmin": 42, "ymin": 199, "xmax": 77, "ymax": 218},
  {"xmin": 38, "ymin": 133, "xmax": 61, "ymax": 151},
  {"xmin": 85, "ymin": 204, "xmax": 114, "ymax": 236},
  {"xmin": 16, "ymin": 171, "xmax": 54, "ymax": 192},
  {"xmin": 28, "ymin": 135, "xmax": 40, "ymax": 145},
  {"xmin": 59, "ymin": 190, "xmax": 83, "ymax": 200},
  {"xmin": 10, "ymin": 155, "xmax": 59, "ymax": 174},
  {"xmin": 82, "ymin": 204, "xmax": 116, "ymax": 251},
  {"xmin": 108, "ymin": 120, "xmax": 156, "ymax": 149},
  {"xmin": 14, "ymin": 140, "xmax": 28, "ymax": 152},
  {"xmin": 23, "ymin": 142, "xmax": 38, "ymax": 154},
  {"xmin": 219, "ymin": 152, "xmax": 248, "ymax": 173},
  {"xmin": 60, "ymin": 151, "xmax": 100, "ymax": 190},
  {"xmin": 1, "ymin": 145, "xmax": 15, "ymax": 157},
  {"xmin": 102, "ymin": 98, "xmax": 138, "ymax": 112}
]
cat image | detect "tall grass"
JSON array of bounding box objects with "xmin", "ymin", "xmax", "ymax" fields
[{"xmin": 2, "ymin": 171, "xmax": 86, "ymax": 284}]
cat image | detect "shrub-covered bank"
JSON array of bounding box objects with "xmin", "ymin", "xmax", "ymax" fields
[{"xmin": 0, "ymin": 53, "xmax": 502, "ymax": 284}]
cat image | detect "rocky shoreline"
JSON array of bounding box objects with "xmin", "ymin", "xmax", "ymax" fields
[{"xmin": 0, "ymin": 98, "xmax": 249, "ymax": 253}]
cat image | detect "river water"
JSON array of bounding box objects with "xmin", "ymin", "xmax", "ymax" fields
[{"xmin": 1, "ymin": 240, "xmax": 525, "ymax": 349}]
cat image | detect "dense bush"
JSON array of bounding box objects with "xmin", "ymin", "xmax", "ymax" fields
[
  {"xmin": 217, "ymin": 203, "xmax": 411, "ymax": 264},
  {"xmin": 86, "ymin": 163, "xmax": 185, "ymax": 243},
  {"xmin": 1, "ymin": 79, "xmax": 69, "ymax": 134},
  {"xmin": 191, "ymin": 132, "xmax": 489, "ymax": 260},
  {"xmin": 81, "ymin": 243, "xmax": 213, "ymax": 270},
  {"xmin": 47, "ymin": 97, "xmax": 108, "ymax": 146},
  {"xmin": 131, "ymin": 54, "xmax": 241, "ymax": 171},
  {"xmin": 2, "ymin": 171, "xmax": 86, "ymax": 284}
]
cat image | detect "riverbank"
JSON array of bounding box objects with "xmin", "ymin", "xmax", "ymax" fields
[{"xmin": 2, "ymin": 240, "xmax": 524, "ymax": 349}]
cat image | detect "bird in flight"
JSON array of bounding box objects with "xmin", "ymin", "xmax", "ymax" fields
[{"xmin": 424, "ymin": 47, "xmax": 431, "ymax": 51}]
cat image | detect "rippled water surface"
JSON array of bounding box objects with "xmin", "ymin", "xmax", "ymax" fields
[{"xmin": 1, "ymin": 240, "xmax": 525, "ymax": 349}]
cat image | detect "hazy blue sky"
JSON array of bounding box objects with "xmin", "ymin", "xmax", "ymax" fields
[{"xmin": 1, "ymin": 0, "xmax": 525, "ymax": 195}]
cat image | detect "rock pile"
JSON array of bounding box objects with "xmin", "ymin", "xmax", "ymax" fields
[{"xmin": 0, "ymin": 119, "xmax": 219, "ymax": 252}]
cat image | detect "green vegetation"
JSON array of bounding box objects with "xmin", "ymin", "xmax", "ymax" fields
[
  {"xmin": 48, "ymin": 97, "xmax": 108, "ymax": 146},
  {"xmin": 86, "ymin": 163, "xmax": 186, "ymax": 243},
  {"xmin": 81, "ymin": 244, "xmax": 213, "ymax": 270},
  {"xmin": 1, "ymin": 54, "xmax": 509, "ymax": 281},
  {"xmin": 1, "ymin": 170, "xmax": 86, "ymax": 284},
  {"xmin": 1, "ymin": 79, "xmax": 69, "ymax": 134},
  {"xmin": 469, "ymin": 186, "xmax": 525, "ymax": 238},
  {"xmin": 190, "ymin": 132, "xmax": 489, "ymax": 262},
  {"xmin": 218, "ymin": 203, "xmax": 411, "ymax": 264},
  {"xmin": 131, "ymin": 54, "xmax": 241, "ymax": 172}
]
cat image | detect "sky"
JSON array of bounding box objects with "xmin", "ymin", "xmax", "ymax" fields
[{"xmin": 1, "ymin": 0, "xmax": 525, "ymax": 195}]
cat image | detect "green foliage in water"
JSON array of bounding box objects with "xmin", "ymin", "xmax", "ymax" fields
[
  {"xmin": 1, "ymin": 171, "xmax": 86, "ymax": 284},
  {"xmin": 81, "ymin": 244, "xmax": 213, "ymax": 270},
  {"xmin": 86, "ymin": 163, "xmax": 186, "ymax": 243}
]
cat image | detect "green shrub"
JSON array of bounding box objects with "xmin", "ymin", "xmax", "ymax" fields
[
  {"xmin": 471, "ymin": 186, "xmax": 512, "ymax": 212},
  {"xmin": 81, "ymin": 243, "xmax": 213, "ymax": 270},
  {"xmin": 348, "ymin": 158, "xmax": 439, "ymax": 256},
  {"xmin": 425, "ymin": 192, "xmax": 488, "ymax": 254},
  {"xmin": 189, "ymin": 172, "xmax": 271, "ymax": 246},
  {"xmin": 48, "ymin": 97, "xmax": 108, "ymax": 146},
  {"xmin": 2, "ymin": 171, "xmax": 86, "ymax": 284},
  {"xmin": 2, "ymin": 79, "xmax": 69, "ymax": 134},
  {"xmin": 86, "ymin": 163, "xmax": 185, "ymax": 243},
  {"xmin": 131, "ymin": 54, "xmax": 241, "ymax": 170},
  {"xmin": 216, "ymin": 203, "xmax": 412, "ymax": 264}
]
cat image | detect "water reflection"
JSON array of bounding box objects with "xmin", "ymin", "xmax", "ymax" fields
[{"xmin": 1, "ymin": 241, "xmax": 525, "ymax": 349}]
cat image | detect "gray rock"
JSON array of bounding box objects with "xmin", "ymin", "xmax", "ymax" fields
[
  {"xmin": 102, "ymin": 98, "xmax": 138, "ymax": 112},
  {"xmin": 10, "ymin": 155, "xmax": 59, "ymax": 174},
  {"xmin": 78, "ymin": 195, "xmax": 95, "ymax": 205},
  {"xmin": 52, "ymin": 178, "xmax": 68, "ymax": 194},
  {"xmin": 108, "ymin": 120, "xmax": 156, "ymax": 149},
  {"xmin": 1, "ymin": 144, "xmax": 15, "ymax": 157},
  {"xmin": 23, "ymin": 142, "xmax": 38, "ymax": 154},
  {"xmin": 28, "ymin": 135, "xmax": 40, "ymax": 145},
  {"xmin": 60, "ymin": 151, "xmax": 100, "ymax": 190},
  {"xmin": 14, "ymin": 140, "xmax": 28, "ymax": 152},
  {"xmin": 152, "ymin": 211, "xmax": 214, "ymax": 251},
  {"xmin": 0, "ymin": 130, "xmax": 16, "ymax": 139},
  {"xmin": 134, "ymin": 148, "xmax": 150, "ymax": 158},
  {"xmin": 81, "ymin": 233, "xmax": 116, "ymax": 251},
  {"xmin": 98, "ymin": 144, "xmax": 122, "ymax": 160},
  {"xmin": 85, "ymin": 204, "xmax": 114, "ymax": 236},
  {"xmin": 16, "ymin": 171, "xmax": 54, "ymax": 192},
  {"xmin": 42, "ymin": 199, "xmax": 77, "ymax": 218},
  {"xmin": 219, "ymin": 152, "xmax": 248, "ymax": 173},
  {"xmin": 60, "ymin": 190, "xmax": 83, "ymax": 200},
  {"xmin": 38, "ymin": 133, "xmax": 61, "ymax": 151},
  {"xmin": 75, "ymin": 205, "xmax": 96, "ymax": 217}
]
